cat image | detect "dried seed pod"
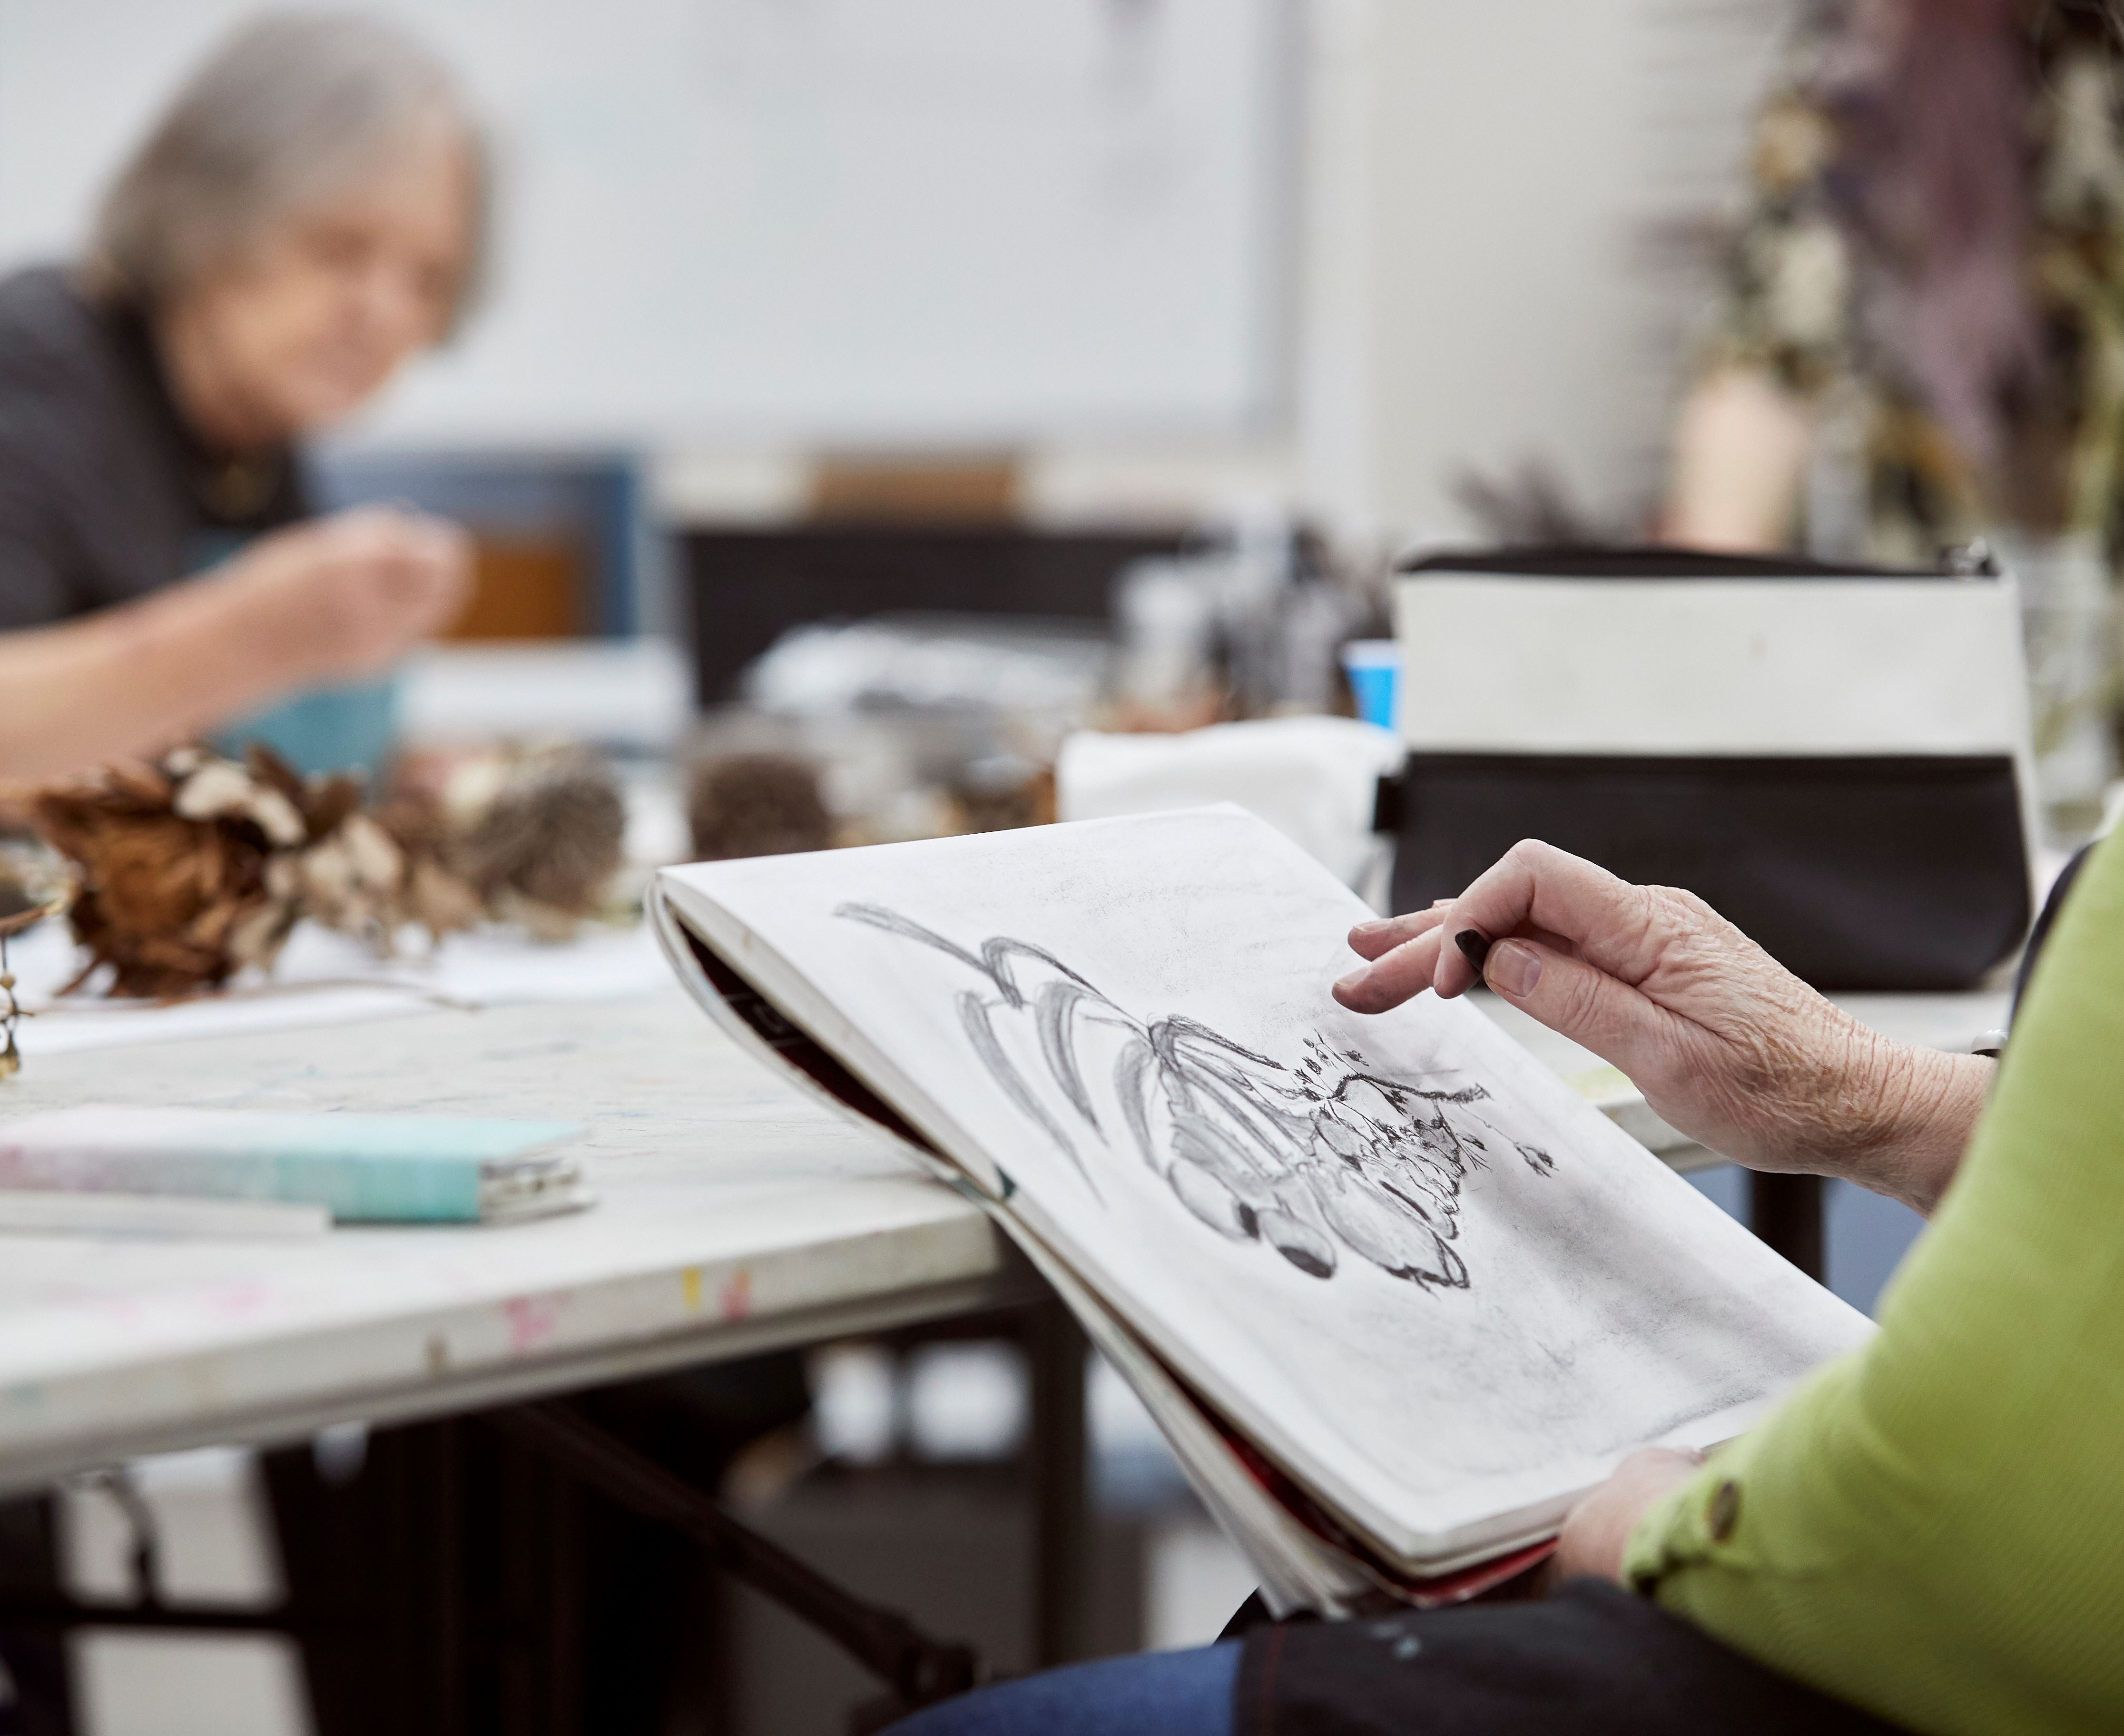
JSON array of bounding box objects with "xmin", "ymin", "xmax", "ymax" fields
[
  {"xmin": 171, "ymin": 758, "xmax": 306, "ymax": 846},
  {"xmin": 405, "ymin": 854, "xmax": 484, "ymax": 936},
  {"xmin": 687, "ymin": 753, "xmax": 833, "ymax": 861},
  {"xmin": 28, "ymin": 760, "xmax": 276, "ymax": 996},
  {"xmin": 369, "ymin": 787, "xmax": 482, "ymax": 944},
  {"xmin": 25, "ymin": 745, "xmax": 492, "ymax": 994},
  {"xmin": 455, "ymin": 751, "xmax": 626, "ymax": 927}
]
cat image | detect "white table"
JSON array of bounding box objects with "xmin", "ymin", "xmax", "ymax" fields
[
  {"xmin": 0, "ymin": 986, "xmax": 1024, "ymax": 1496},
  {"xmin": 0, "ymin": 976, "xmax": 2010, "ymax": 1495}
]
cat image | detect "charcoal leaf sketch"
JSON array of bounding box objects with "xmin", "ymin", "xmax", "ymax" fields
[{"xmin": 836, "ymin": 902, "xmax": 1556, "ymax": 1290}]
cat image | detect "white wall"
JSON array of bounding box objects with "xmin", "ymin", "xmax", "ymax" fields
[
  {"xmin": 861, "ymin": 0, "xmax": 1783, "ymax": 550},
  {"xmin": 0, "ymin": 0, "xmax": 1292, "ymax": 447},
  {"xmin": 0, "ymin": 0, "xmax": 1781, "ymax": 545},
  {"xmin": 1285, "ymin": 0, "xmax": 1784, "ymax": 548},
  {"xmin": 1357, "ymin": 0, "xmax": 1660, "ymax": 535}
]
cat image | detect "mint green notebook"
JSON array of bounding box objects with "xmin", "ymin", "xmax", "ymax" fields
[{"xmin": 0, "ymin": 1107, "xmax": 587, "ymax": 1223}]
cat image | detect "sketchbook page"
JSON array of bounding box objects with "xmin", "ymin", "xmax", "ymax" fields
[
  {"xmin": 656, "ymin": 809, "xmax": 1872, "ymax": 1567},
  {"xmin": 651, "ymin": 877, "xmax": 1011, "ymax": 1203},
  {"xmin": 648, "ymin": 882, "xmax": 971, "ymax": 1188},
  {"xmin": 656, "ymin": 878, "xmax": 1371, "ymax": 1608},
  {"xmin": 1011, "ymin": 1218, "xmax": 1381, "ymax": 1617}
]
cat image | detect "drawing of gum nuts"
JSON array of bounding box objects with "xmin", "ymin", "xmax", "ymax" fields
[
  {"xmin": 1305, "ymin": 1159, "xmax": 1469, "ymax": 1289},
  {"xmin": 1318, "ymin": 1112, "xmax": 1453, "ymax": 1206},
  {"xmin": 1168, "ymin": 1119, "xmax": 1341, "ymax": 1278},
  {"xmin": 1254, "ymin": 1170, "xmax": 1340, "ymax": 1278},
  {"xmin": 1379, "ymin": 1129, "xmax": 1467, "ymax": 1215},
  {"xmin": 1166, "ymin": 1149, "xmax": 1257, "ymax": 1240},
  {"xmin": 1332, "ymin": 1073, "xmax": 1412, "ymax": 1126},
  {"xmin": 1169, "ymin": 1114, "xmax": 1278, "ymax": 1220},
  {"xmin": 1417, "ymin": 1105, "xmax": 1486, "ymax": 1173}
]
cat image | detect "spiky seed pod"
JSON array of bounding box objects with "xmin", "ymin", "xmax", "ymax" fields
[
  {"xmin": 455, "ymin": 752, "xmax": 627, "ymax": 925},
  {"xmin": 687, "ymin": 753, "xmax": 833, "ymax": 861}
]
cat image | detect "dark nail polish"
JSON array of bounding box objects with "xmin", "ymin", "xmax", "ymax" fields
[{"xmin": 1454, "ymin": 929, "xmax": 1492, "ymax": 970}]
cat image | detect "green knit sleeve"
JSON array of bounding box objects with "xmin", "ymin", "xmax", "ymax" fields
[{"xmin": 1621, "ymin": 830, "xmax": 2124, "ymax": 1734}]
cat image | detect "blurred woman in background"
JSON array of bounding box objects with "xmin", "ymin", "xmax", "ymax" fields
[
  {"xmin": 0, "ymin": 24, "xmax": 806, "ymax": 1736},
  {"xmin": 0, "ymin": 10, "xmax": 482, "ymax": 775},
  {"xmin": 0, "ymin": 506, "xmax": 464, "ymax": 777},
  {"xmin": 0, "ymin": 15, "xmax": 481, "ymax": 1731}
]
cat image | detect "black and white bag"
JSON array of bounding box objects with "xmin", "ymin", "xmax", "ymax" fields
[{"xmin": 1379, "ymin": 547, "xmax": 2037, "ymax": 991}]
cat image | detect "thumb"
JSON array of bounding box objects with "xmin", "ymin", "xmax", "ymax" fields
[{"xmin": 1481, "ymin": 937, "xmax": 1684, "ymax": 1087}]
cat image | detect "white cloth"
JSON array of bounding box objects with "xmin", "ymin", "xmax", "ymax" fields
[{"xmin": 1056, "ymin": 717, "xmax": 1400, "ymax": 893}]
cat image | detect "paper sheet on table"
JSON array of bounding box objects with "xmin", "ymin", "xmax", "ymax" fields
[{"xmin": 11, "ymin": 919, "xmax": 669, "ymax": 1055}]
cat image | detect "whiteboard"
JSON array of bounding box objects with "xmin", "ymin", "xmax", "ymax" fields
[{"xmin": 0, "ymin": 0, "xmax": 1292, "ymax": 447}]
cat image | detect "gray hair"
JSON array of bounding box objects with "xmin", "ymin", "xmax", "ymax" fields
[{"xmin": 87, "ymin": 11, "xmax": 486, "ymax": 327}]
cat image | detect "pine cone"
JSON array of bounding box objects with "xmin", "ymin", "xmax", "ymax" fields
[{"xmin": 372, "ymin": 789, "xmax": 485, "ymax": 938}]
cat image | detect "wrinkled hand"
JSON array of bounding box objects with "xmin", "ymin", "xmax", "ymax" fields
[
  {"xmin": 218, "ymin": 506, "xmax": 473, "ymax": 686},
  {"xmin": 1331, "ymin": 840, "xmax": 1989, "ymax": 1213},
  {"xmin": 1550, "ymin": 1447, "xmax": 1704, "ymax": 1587}
]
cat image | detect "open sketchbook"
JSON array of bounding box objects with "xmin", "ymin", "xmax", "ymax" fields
[{"xmin": 649, "ymin": 808, "xmax": 1871, "ymax": 1613}]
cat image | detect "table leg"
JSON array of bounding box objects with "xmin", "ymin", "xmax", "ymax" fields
[
  {"xmin": 1749, "ymin": 1171, "xmax": 1826, "ymax": 1282},
  {"xmin": 1026, "ymin": 1299, "xmax": 1091, "ymax": 1668}
]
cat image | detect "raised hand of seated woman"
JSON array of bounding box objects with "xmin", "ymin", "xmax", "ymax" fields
[
  {"xmin": 1331, "ymin": 839, "xmax": 1991, "ymax": 1215},
  {"xmin": 0, "ymin": 504, "xmax": 470, "ymax": 779},
  {"xmin": 215, "ymin": 505, "xmax": 472, "ymax": 686}
]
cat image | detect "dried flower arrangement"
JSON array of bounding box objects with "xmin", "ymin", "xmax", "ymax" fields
[{"xmin": 21, "ymin": 743, "xmax": 628, "ymax": 999}]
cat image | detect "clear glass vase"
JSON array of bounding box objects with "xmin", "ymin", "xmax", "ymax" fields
[{"xmin": 1991, "ymin": 528, "xmax": 2121, "ymax": 847}]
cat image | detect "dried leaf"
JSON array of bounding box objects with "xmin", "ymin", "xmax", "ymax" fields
[{"xmin": 172, "ymin": 759, "xmax": 306, "ymax": 847}]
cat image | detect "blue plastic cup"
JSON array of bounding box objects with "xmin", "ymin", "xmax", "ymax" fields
[{"xmin": 1339, "ymin": 639, "xmax": 1399, "ymax": 731}]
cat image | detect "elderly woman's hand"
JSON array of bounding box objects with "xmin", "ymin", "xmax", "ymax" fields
[
  {"xmin": 219, "ymin": 506, "xmax": 474, "ymax": 686},
  {"xmin": 0, "ymin": 507, "xmax": 472, "ymax": 780},
  {"xmin": 1332, "ymin": 840, "xmax": 1990, "ymax": 1214}
]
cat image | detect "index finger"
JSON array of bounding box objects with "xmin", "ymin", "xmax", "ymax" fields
[
  {"xmin": 1432, "ymin": 840, "xmax": 1665, "ymax": 998},
  {"xmin": 1345, "ymin": 900, "xmax": 1453, "ymax": 962}
]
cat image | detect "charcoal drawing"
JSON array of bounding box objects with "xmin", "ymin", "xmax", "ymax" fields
[{"xmin": 836, "ymin": 901, "xmax": 1555, "ymax": 1289}]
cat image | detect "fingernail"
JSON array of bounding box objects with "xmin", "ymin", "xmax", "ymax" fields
[
  {"xmin": 1453, "ymin": 929, "xmax": 1491, "ymax": 970},
  {"xmin": 1350, "ymin": 919, "xmax": 1390, "ymax": 937},
  {"xmin": 1333, "ymin": 968, "xmax": 1369, "ymax": 995},
  {"xmin": 1486, "ymin": 940, "xmax": 1541, "ymax": 998}
]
